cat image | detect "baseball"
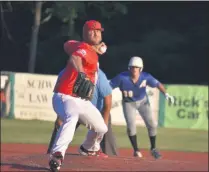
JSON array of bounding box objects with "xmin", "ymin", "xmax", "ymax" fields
[{"xmin": 99, "ymin": 46, "xmax": 107, "ymax": 54}]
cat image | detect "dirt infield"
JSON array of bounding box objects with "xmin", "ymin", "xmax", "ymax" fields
[{"xmin": 1, "ymin": 144, "xmax": 208, "ymax": 171}]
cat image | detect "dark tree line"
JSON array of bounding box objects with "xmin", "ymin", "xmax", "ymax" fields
[{"xmin": 0, "ymin": 1, "xmax": 208, "ymax": 84}]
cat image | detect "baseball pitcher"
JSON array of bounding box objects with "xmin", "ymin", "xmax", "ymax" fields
[
  {"xmin": 49, "ymin": 20, "xmax": 108, "ymax": 172},
  {"xmin": 47, "ymin": 68, "xmax": 118, "ymax": 156},
  {"xmin": 110, "ymin": 56, "xmax": 174, "ymax": 159}
]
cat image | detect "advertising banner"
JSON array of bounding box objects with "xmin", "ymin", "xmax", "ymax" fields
[
  {"xmin": 160, "ymin": 85, "xmax": 208, "ymax": 130},
  {"xmin": 13, "ymin": 73, "xmax": 57, "ymax": 121},
  {"xmin": 11, "ymin": 72, "xmax": 160, "ymax": 126}
]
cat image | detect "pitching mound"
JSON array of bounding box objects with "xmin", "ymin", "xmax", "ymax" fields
[{"xmin": 1, "ymin": 144, "xmax": 208, "ymax": 171}]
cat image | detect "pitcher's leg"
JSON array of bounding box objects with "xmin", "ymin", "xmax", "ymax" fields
[
  {"xmin": 79, "ymin": 101, "xmax": 107, "ymax": 152},
  {"xmin": 47, "ymin": 117, "xmax": 81, "ymax": 154},
  {"xmin": 51, "ymin": 95, "xmax": 80, "ymax": 158},
  {"xmin": 52, "ymin": 114, "xmax": 79, "ymax": 156}
]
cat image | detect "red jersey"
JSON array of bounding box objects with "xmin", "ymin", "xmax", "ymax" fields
[{"xmin": 54, "ymin": 40, "xmax": 98, "ymax": 96}]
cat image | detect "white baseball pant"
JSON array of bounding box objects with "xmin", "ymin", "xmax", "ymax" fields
[{"xmin": 51, "ymin": 93, "xmax": 108, "ymax": 157}]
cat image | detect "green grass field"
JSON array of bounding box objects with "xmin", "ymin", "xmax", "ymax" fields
[{"xmin": 1, "ymin": 118, "xmax": 208, "ymax": 152}]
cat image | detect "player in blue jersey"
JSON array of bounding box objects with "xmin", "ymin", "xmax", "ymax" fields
[{"xmin": 110, "ymin": 56, "xmax": 174, "ymax": 159}]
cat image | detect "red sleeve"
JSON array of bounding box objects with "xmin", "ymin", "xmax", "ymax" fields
[
  {"xmin": 72, "ymin": 49, "xmax": 87, "ymax": 59},
  {"xmin": 64, "ymin": 41, "xmax": 72, "ymax": 56},
  {"xmin": 64, "ymin": 40, "xmax": 80, "ymax": 56}
]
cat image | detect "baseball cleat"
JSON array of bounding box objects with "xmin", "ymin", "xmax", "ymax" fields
[
  {"xmin": 78, "ymin": 145, "xmax": 94, "ymax": 156},
  {"xmin": 133, "ymin": 151, "xmax": 143, "ymax": 158},
  {"xmin": 49, "ymin": 152, "xmax": 63, "ymax": 172},
  {"xmin": 151, "ymin": 148, "xmax": 161, "ymax": 159},
  {"xmin": 79, "ymin": 145, "xmax": 108, "ymax": 158},
  {"xmin": 94, "ymin": 150, "xmax": 108, "ymax": 158}
]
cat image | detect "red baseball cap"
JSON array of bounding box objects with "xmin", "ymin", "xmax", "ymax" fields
[{"xmin": 83, "ymin": 20, "xmax": 104, "ymax": 32}]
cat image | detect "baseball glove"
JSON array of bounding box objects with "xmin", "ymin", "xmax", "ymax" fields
[{"xmin": 73, "ymin": 72, "xmax": 94, "ymax": 100}]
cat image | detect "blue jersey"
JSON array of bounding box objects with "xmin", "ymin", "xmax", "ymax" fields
[
  {"xmin": 110, "ymin": 71, "xmax": 160, "ymax": 102},
  {"xmin": 91, "ymin": 69, "xmax": 112, "ymax": 111},
  {"xmin": 56, "ymin": 68, "xmax": 112, "ymax": 111}
]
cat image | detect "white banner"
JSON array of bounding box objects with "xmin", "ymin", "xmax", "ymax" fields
[
  {"xmin": 110, "ymin": 87, "xmax": 160, "ymax": 126},
  {"xmin": 13, "ymin": 73, "xmax": 57, "ymax": 121},
  {"xmin": 13, "ymin": 72, "xmax": 160, "ymax": 126}
]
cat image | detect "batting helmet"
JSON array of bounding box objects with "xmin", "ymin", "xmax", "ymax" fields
[{"xmin": 128, "ymin": 56, "xmax": 143, "ymax": 71}]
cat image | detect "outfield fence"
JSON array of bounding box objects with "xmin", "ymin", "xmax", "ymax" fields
[{"xmin": 1, "ymin": 71, "xmax": 208, "ymax": 130}]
